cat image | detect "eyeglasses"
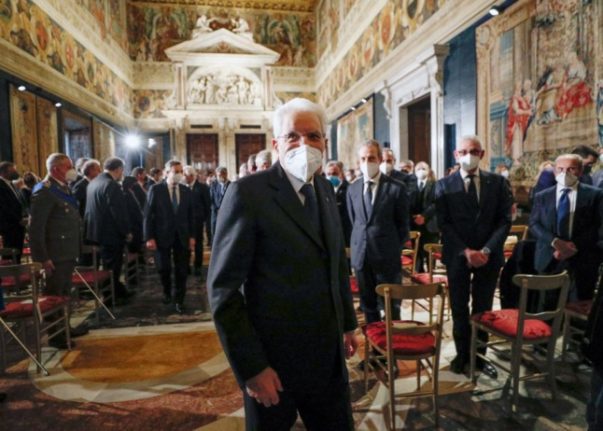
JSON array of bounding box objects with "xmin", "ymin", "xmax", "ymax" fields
[
  {"xmin": 457, "ymin": 149, "xmax": 482, "ymax": 156},
  {"xmin": 276, "ymin": 131, "xmax": 324, "ymax": 144}
]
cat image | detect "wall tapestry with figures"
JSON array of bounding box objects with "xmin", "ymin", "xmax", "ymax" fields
[
  {"xmin": 476, "ymin": 0, "xmax": 603, "ymax": 182},
  {"xmin": 336, "ymin": 97, "xmax": 373, "ymax": 171},
  {"xmin": 126, "ymin": 4, "xmax": 316, "ymax": 67}
]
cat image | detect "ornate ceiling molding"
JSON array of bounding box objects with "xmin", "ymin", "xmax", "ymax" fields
[{"xmin": 127, "ymin": 0, "xmax": 317, "ymax": 13}]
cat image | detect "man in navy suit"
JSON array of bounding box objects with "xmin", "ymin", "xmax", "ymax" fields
[
  {"xmin": 435, "ymin": 136, "xmax": 513, "ymax": 377},
  {"xmin": 0, "ymin": 162, "xmax": 27, "ymax": 261},
  {"xmin": 530, "ymin": 154, "xmax": 603, "ymax": 302},
  {"xmin": 209, "ymin": 166, "xmax": 230, "ymax": 240},
  {"xmin": 71, "ymin": 159, "xmax": 101, "ymax": 218},
  {"xmin": 145, "ymin": 160, "xmax": 194, "ymax": 314},
  {"xmin": 208, "ymin": 98, "xmax": 357, "ymax": 430},
  {"xmin": 183, "ymin": 165, "xmax": 210, "ymax": 276},
  {"xmin": 347, "ymin": 140, "xmax": 410, "ymax": 323}
]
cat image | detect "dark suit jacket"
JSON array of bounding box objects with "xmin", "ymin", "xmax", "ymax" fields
[
  {"xmin": 334, "ymin": 180, "xmax": 352, "ymax": 246},
  {"xmin": 144, "ymin": 182, "xmax": 194, "ymax": 248},
  {"xmin": 125, "ymin": 189, "xmax": 144, "ymax": 246},
  {"xmin": 210, "ymin": 180, "xmax": 230, "ymax": 214},
  {"xmin": 85, "ymin": 172, "xmax": 130, "ymax": 245},
  {"xmin": 412, "ymin": 180, "xmax": 438, "ymax": 233},
  {"xmin": 347, "ymin": 174, "xmax": 410, "ymax": 270},
  {"xmin": 529, "ymin": 183, "xmax": 603, "ymax": 273},
  {"xmin": 132, "ymin": 183, "xmax": 147, "ymax": 209},
  {"xmin": 435, "ymin": 170, "xmax": 513, "ymax": 267},
  {"xmin": 71, "ymin": 177, "xmax": 89, "ymax": 218},
  {"xmin": 0, "ymin": 179, "xmax": 25, "ymax": 249},
  {"xmin": 189, "ymin": 180, "xmax": 209, "ymax": 235},
  {"xmin": 207, "ymin": 163, "xmax": 357, "ymax": 392}
]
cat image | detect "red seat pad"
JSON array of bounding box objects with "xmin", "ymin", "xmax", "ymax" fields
[
  {"xmin": 411, "ymin": 273, "xmax": 448, "ymax": 285},
  {"xmin": 0, "ymin": 273, "xmax": 32, "ymax": 287},
  {"xmin": 0, "ymin": 296, "xmax": 68, "ymax": 318},
  {"xmin": 504, "ymin": 250, "xmax": 513, "ymax": 258},
  {"xmin": 349, "ymin": 276, "xmax": 359, "ymax": 294},
  {"xmin": 433, "ymin": 252, "xmax": 442, "ymax": 260},
  {"xmin": 565, "ymin": 300, "xmax": 592, "ymax": 317},
  {"xmin": 22, "ymin": 248, "xmax": 31, "ymax": 255},
  {"xmin": 401, "ymin": 256, "xmax": 414, "ymax": 266},
  {"xmin": 472, "ymin": 309, "xmax": 552, "ymax": 340},
  {"xmin": 363, "ymin": 321, "xmax": 436, "ymax": 355},
  {"xmin": 72, "ymin": 270, "xmax": 112, "ymax": 285}
]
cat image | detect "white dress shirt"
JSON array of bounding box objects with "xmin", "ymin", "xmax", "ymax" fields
[
  {"xmin": 363, "ymin": 172, "xmax": 381, "ymax": 205},
  {"xmin": 282, "ymin": 163, "xmax": 314, "ymax": 205},
  {"xmin": 460, "ymin": 168, "xmax": 480, "ymax": 203},
  {"xmin": 556, "ymin": 182, "xmax": 578, "ymax": 238}
]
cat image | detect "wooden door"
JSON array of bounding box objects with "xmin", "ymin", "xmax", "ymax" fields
[
  {"xmin": 235, "ymin": 134, "xmax": 266, "ymax": 168},
  {"xmin": 408, "ymin": 97, "xmax": 431, "ymax": 164},
  {"xmin": 186, "ymin": 134, "xmax": 219, "ymax": 171}
]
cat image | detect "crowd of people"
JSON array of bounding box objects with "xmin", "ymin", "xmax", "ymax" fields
[{"xmin": 1, "ymin": 96, "xmax": 603, "ymax": 429}]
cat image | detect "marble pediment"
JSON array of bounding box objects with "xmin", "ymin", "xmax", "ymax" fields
[{"xmin": 165, "ymin": 29, "xmax": 280, "ymax": 67}]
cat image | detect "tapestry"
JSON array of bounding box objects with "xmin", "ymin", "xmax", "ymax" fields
[
  {"xmin": 336, "ymin": 98, "xmax": 373, "ymax": 171},
  {"xmin": 476, "ymin": 0, "xmax": 601, "ymax": 181}
]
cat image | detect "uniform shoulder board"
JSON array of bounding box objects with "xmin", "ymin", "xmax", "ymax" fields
[{"xmin": 32, "ymin": 180, "xmax": 51, "ymax": 193}]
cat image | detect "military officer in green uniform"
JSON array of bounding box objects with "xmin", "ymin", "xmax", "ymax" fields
[{"xmin": 30, "ymin": 153, "xmax": 84, "ymax": 348}]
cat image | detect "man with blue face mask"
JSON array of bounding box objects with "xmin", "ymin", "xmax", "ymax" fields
[
  {"xmin": 208, "ymin": 98, "xmax": 357, "ymax": 430},
  {"xmin": 326, "ymin": 160, "xmax": 352, "ymax": 246},
  {"xmin": 435, "ymin": 135, "xmax": 513, "ymax": 378}
]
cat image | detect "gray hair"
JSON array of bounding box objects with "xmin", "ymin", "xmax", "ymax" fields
[
  {"xmin": 183, "ymin": 165, "xmax": 197, "ymax": 176},
  {"xmin": 273, "ymin": 98, "xmax": 328, "ymax": 138},
  {"xmin": 459, "ymin": 135, "xmax": 483, "ymax": 150},
  {"xmin": 325, "ymin": 160, "xmax": 343, "ymax": 173},
  {"xmin": 103, "ymin": 157, "xmax": 125, "ymax": 171},
  {"xmin": 46, "ymin": 153, "xmax": 71, "ymax": 172},
  {"xmin": 555, "ymin": 153, "xmax": 583, "ymax": 168},
  {"xmin": 256, "ymin": 149, "xmax": 272, "ymax": 167},
  {"xmin": 75, "ymin": 157, "xmax": 89, "ymax": 172},
  {"xmin": 216, "ymin": 166, "xmax": 227, "ymax": 174},
  {"xmin": 164, "ymin": 159, "xmax": 181, "ymax": 170},
  {"xmin": 82, "ymin": 159, "xmax": 101, "ymax": 176},
  {"xmin": 358, "ymin": 139, "xmax": 382, "ymax": 156}
]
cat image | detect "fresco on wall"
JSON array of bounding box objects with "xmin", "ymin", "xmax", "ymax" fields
[
  {"xmin": 127, "ymin": 4, "xmax": 316, "ymax": 67},
  {"xmin": 73, "ymin": 0, "xmax": 127, "ymax": 50},
  {"xmin": 476, "ymin": 0, "xmax": 601, "ymax": 181},
  {"xmin": 0, "ymin": 0, "xmax": 131, "ymax": 115},
  {"xmin": 132, "ymin": 89, "xmax": 171, "ymax": 119},
  {"xmin": 336, "ymin": 98, "xmax": 373, "ymax": 171},
  {"xmin": 318, "ymin": 0, "xmax": 444, "ymax": 107}
]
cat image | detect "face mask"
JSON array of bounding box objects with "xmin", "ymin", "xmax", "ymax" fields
[
  {"xmin": 168, "ymin": 172, "xmax": 183, "ymax": 184},
  {"xmin": 415, "ymin": 169, "xmax": 428, "ymax": 180},
  {"xmin": 555, "ymin": 172, "xmax": 578, "ymax": 187},
  {"xmin": 379, "ymin": 162, "xmax": 393, "ymax": 175},
  {"xmin": 360, "ymin": 161, "xmax": 379, "ymax": 179},
  {"xmin": 345, "ymin": 174, "xmax": 353, "ymax": 182},
  {"xmin": 599, "ymin": 154, "xmax": 603, "ymax": 163},
  {"xmin": 458, "ymin": 154, "xmax": 480, "ymax": 171},
  {"xmin": 327, "ymin": 175, "xmax": 341, "ymax": 187},
  {"xmin": 501, "ymin": 170, "xmax": 509, "ymax": 178},
  {"xmin": 65, "ymin": 168, "xmax": 78, "ymax": 182},
  {"xmin": 283, "ymin": 144, "xmax": 323, "ymax": 182}
]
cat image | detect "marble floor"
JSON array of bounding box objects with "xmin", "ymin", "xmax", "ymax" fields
[{"xmin": 0, "ymin": 264, "xmax": 591, "ymax": 430}]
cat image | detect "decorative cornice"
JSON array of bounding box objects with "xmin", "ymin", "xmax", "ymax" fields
[
  {"xmin": 271, "ymin": 67, "xmax": 315, "ymax": 92},
  {"xmin": 128, "ymin": 0, "xmax": 317, "ymax": 13}
]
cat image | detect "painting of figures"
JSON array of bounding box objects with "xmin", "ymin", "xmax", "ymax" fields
[
  {"xmin": 477, "ymin": 0, "xmax": 600, "ymax": 180},
  {"xmin": 336, "ymin": 98, "xmax": 374, "ymax": 171}
]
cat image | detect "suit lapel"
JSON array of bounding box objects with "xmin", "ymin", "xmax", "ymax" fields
[
  {"xmin": 368, "ymin": 175, "xmax": 387, "ymax": 224},
  {"xmin": 315, "ymin": 177, "xmax": 337, "ymax": 257},
  {"xmin": 270, "ymin": 165, "xmax": 325, "ymax": 250}
]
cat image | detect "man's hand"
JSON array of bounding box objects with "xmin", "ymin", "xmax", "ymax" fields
[
  {"xmin": 189, "ymin": 238, "xmax": 196, "ymax": 250},
  {"xmin": 553, "ymin": 239, "xmax": 577, "ymax": 261},
  {"xmin": 464, "ymin": 249, "xmax": 488, "ymax": 268},
  {"xmin": 43, "ymin": 259, "xmax": 55, "ymax": 276},
  {"xmin": 413, "ymin": 214, "xmax": 425, "ymax": 226},
  {"xmin": 146, "ymin": 239, "xmax": 157, "ymax": 251},
  {"xmin": 344, "ymin": 331, "xmax": 358, "ymax": 359},
  {"xmin": 245, "ymin": 367, "xmax": 283, "ymax": 407}
]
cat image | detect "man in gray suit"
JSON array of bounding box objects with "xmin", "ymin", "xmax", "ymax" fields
[{"xmin": 30, "ymin": 153, "xmax": 84, "ymax": 348}]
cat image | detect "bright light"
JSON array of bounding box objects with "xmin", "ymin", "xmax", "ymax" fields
[
  {"xmin": 17, "ymin": 85, "xmax": 26, "ymax": 92},
  {"xmin": 489, "ymin": 7, "xmax": 499, "ymax": 16},
  {"xmin": 350, "ymin": 106, "xmax": 356, "ymax": 111},
  {"xmin": 125, "ymin": 134, "xmax": 141, "ymax": 149},
  {"xmin": 55, "ymin": 102, "xmax": 62, "ymax": 108},
  {"xmin": 148, "ymin": 138, "xmax": 156, "ymax": 148},
  {"xmin": 361, "ymin": 98, "xmax": 368, "ymax": 103}
]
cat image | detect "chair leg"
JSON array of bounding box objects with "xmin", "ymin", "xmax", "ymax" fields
[
  {"xmin": 388, "ymin": 357, "xmax": 396, "ymax": 431},
  {"xmin": 470, "ymin": 323, "xmax": 477, "ymax": 384},
  {"xmin": 34, "ymin": 311, "xmax": 41, "ymax": 374},
  {"xmin": 546, "ymin": 338, "xmax": 558, "ymax": 400},
  {"xmin": 561, "ymin": 312, "xmax": 569, "ymax": 361},
  {"xmin": 511, "ymin": 340, "xmax": 521, "ymax": 412},
  {"xmin": 364, "ymin": 335, "xmax": 369, "ymax": 394},
  {"xmin": 411, "ymin": 299, "xmax": 415, "ymax": 321},
  {"xmin": 432, "ymin": 354, "xmax": 440, "ymax": 427},
  {"xmin": 65, "ymin": 305, "xmax": 72, "ymax": 350},
  {"xmin": 416, "ymin": 360, "xmax": 421, "ymax": 390},
  {"xmin": 0, "ymin": 323, "xmax": 6, "ymax": 373}
]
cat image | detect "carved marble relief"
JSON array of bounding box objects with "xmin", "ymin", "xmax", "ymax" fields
[{"xmin": 188, "ymin": 73, "xmax": 261, "ymax": 107}]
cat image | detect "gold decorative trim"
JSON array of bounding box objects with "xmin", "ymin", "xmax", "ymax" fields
[{"xmin": 127, "ymin": 0, "xmax": 317, "ymax": 12}]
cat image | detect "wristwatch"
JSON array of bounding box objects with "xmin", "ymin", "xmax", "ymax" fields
[{"xmin": 481, "ymin": 247, "xmax": 491, "ymax": 255}]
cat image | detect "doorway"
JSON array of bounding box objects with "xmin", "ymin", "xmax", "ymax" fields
[
  {"xmin": 235, "ymin": 134, "xmax": 266, "ymax": 169},
  {"xmin": 407, "ymin": 97, "xmax": 431, "ymax": 164},
  {"xmin": 186, "ymin": 134, "xmax": 219, "ymax": 172}
]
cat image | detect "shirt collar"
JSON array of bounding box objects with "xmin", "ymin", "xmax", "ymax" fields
[
  {"xmin": 460, "ymin": 168, "xmax": 480, "ymax": 179},
  {"xmin": 364, "ymin": 171, "xmax": 381, "ymax": 184},
  {"xmin": 280, "ymin": 161, "xmax": 314, "ymax": 193},
  {"xmin": 556, "ymin": 182, "xmax": 578, "ymax": 193}
]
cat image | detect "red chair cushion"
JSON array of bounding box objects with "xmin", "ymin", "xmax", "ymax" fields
[
  {"xmin": 0, "ymin": 273, "xmax": 32, "ymax": 287},
  {"xmin": 363, "ymin": 321, "xmax": 436, "ymax": 355},
  {"xmin": 349, "ymin": 276, "xmax": 359, "ymax": 294},
  {"xmin": 411, "ymin": 273, "xmax": 448, "ymax": 285},
  {"xmin": 433, "ymin": 252, "xmax": 442, "ymax": 260},
  {"xmin": 22, "ymin": 247, "xmax": 31, "ymax": 256},
  {"xmin": 565, "ymin": 300, "xmax": 592, "ymax": 317},
  {"xmin": 504, "ymin": 250, "xmax": 513, "ymax": 259},
  {"xmin": 472, "ymin": 309, "xmax": 552, "ymax": 340},
  {"xmin": 401, "ymin": 256, "xmax": 414, "ymax": 266},
  {"xmin": 72, "ymin": 270, "xmax": 112, "ymax": 285},
  {"xmin": 0, "ymin": 295, "xmax": 68, "ymax": 318}
]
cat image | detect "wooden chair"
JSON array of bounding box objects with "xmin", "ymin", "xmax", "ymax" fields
[
  {"xmin": 123, "ymin": 249, "xmax": 139, "ymax": 291},
  {"xmin": 410, "ymin": 243, "xmax": 449, "ymax": 323},
  {"xmin": 503, "ymin": 225, "xmax": 529, "ymax": 260},
  {"xmin": 0, "ymin": 263, "xmax": 71, "ymax": 375},
  {"xmin": 401, "ymin": 231, "xmax": 421, "ymax": 276},
  {"xmin": 470, "ymin": 271, "xmax": 569, "ymax": 411},
  {"xmin": 363, "ymin": 282, "xmax": 446, "ymax": 428}
]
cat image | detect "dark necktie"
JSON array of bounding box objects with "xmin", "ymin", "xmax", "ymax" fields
[
  {"xmin": 557, "ymin": 188, "xmax": 571, "ymax": 240},
  {"xmin": 364, "ymin": 181, "xmax": 373, "ymax": 218},
  {"xmin": 171, "ymin": 185, "xmax": 178, "ymax": 213},
  {"xmin": 467, "ymin": 174, "xmax": 478, "ymax": 208},
  {"xmin": 300, "ymin": 183, "xmax": 321, "ymax": 234}
]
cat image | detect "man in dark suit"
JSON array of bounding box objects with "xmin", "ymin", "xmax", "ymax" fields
[
  {"xmin": 571, "ymin": 145, "xmax": 599, "ymax": 185},
  {"xmin": 85, "ymin": 157, "xmax": 132, "ymax": 301},
  {"xmin": 145, "ymin": 160, "xmax": 194, "ymax": 314},
  {"xmin": 412, "ymin": 161, "xmax": 439, "ymax": 272},
  {"xmin": 71, "ymin": 159, "xmax": 101, "ymax": 218},
  {"xmin": 0, "ymin": 162, "xmax": 27, "ymax": 261},
  {"xmin": 347, "ymin": 140, "xmax": 410, "ymax": 324},
  {"xmin": 130, "ymin": 166, "xmax": 148, "ymax": 208},
  {"xmin": 530, "ymin": 154, "xmax": 603, "ymax": 302},
  {"xmin": 209, "ymin": 166, "xmax": 230, "ymax": 240},
  {"xmin": 325, "ymin": 160, "xmax": 352, "ymax": 246},
  {"xmin": 208, "ymin": 98, "xmax": 357, "ymax": 430},
  {"xmin": 183, "ymin": 165, "xmax": 209, "ymax": 276},
  {"xmin": 73, "ymin": 157, "xmax": 89, "ymax": 185},
  {"xmin": 382, "ymin": 149, "xmax": 418, "ymax": 216},
  {"xmin": 435, "ymin": 135, "xmax": 513, "ymax": 377},
  {"xmin": 144, "ymin": 167, "xmax": 163, "ymax": 190}
]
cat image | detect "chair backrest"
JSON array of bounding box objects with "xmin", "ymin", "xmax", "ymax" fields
[
  {"xmin": 0, "ymin": 262, "xmax": 43, "ymax": 299},
  {"xmin": 0, "ymin": 248, "xmax": 19, "ymax": 264},
  {"xmin": 512, "ymin": 271, "xmax": 570, "ymax": 341},
  {"xmin": 509, "ymin": 224, "xmax": 529, "ymax": 241},
  {"xmin": 423, "ymin": 243, "xmax": 443, "ymax": 277},
  {"xmin": 402, "ymin": 231, "xmax": 421, "ymax": 274},
  {"xmin": 78, "ymin": 244, "xmax": 100, "ymax": 269}
]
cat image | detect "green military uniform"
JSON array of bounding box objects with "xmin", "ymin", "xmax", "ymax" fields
[{"xmin": 29, "ymin": 176, "xmax": 82, "ymax": 296}]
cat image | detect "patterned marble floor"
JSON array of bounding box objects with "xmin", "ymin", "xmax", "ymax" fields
[{"xmin": 0, "ymin": 265, "xmax": 591, "ymax": 430}]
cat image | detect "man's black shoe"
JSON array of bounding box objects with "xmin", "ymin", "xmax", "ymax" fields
[
  {"xmin": 69, "ymin": 326, "xmax": 89, "ymax": 338},
  {"xmin": 476, "ymin": 359, "xmax": 498, "ymax": 379},
  {"xmin": 162, "ymin": 295, "xmax": 172, "ymax": 305},
  {"xmin": 450, "ymin": 355, "xmax": 468, "ymax": 374}
]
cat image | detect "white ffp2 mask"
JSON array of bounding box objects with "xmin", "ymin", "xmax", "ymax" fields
[{"xmin": 283, "ymin": 145, "xmax": 323, "ymax": 182}]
